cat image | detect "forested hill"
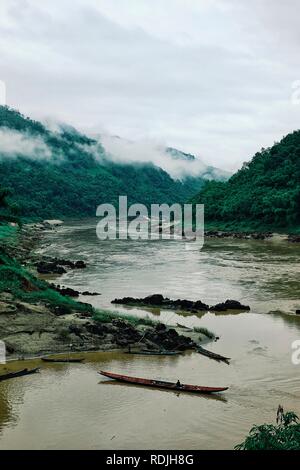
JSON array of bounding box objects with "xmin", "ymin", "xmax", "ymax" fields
[
  {"xmin": 191, "ymin": 132, "xmax": 300, "ymax": 232},
  {"xmin": 0, "ymin": 106, "xmax": 216, "ymax": 218}
]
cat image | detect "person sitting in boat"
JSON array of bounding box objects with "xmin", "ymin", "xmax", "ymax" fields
[{"xmin": 176, "ymin": 380, "xmax": 182, "ymax": 388}]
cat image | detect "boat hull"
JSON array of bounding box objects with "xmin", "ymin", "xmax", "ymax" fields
[
  {"xmin": 197, "ymin": 347, "xmax": 230, "ymax": 364},
  {"xmin": 125, "ymin": 350, "xmax": 181, "ymax": 356},
  {"xmin": 100, "ymin": 371, "xmax": 228, "ymax": 394},
  {"xmin": 0, "ymin": 368, "xmax": 40, "ymax": 382},
  {"xmin": 41, "ymin": 358, "xmax": 84, "ymax": 363}
]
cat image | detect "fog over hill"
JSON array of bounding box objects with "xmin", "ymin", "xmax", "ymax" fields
[{"xmin": 0, "ymin": 106, "xmax": 229, "ymax": 218}]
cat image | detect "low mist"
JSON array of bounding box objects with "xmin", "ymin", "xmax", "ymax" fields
[
  {"xmin": 0, "ymin": 128, "xmax": 52, "ymax": 161},
  {"xmin": 91, "ymin": 134, "xmax": 225, "ymax": 181}
]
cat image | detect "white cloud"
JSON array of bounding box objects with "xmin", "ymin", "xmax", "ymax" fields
[
  {"xmin": 0, "ymin": 128, "xmax": 52, "ymax": 160},
  {"xmin": 0, "ymin": 0, "xmax": 300, "ymax": 171}
]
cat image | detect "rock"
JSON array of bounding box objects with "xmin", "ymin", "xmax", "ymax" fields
[
  {"xmin": 68, "ymin": 324, "xmax": 85, "ymax": 339},
  {"xmin": 205, "ymin": 231, "xmax": 273, "ymax": 240},
  {"xmin": 48, "ymin": 304, "xmax": 72, "ymax": 316},
  {"xmin": 193, "ymin": 300, "xmax": 210, "ymax": 311},
  {"xmin": 50, "ymin": 285, "xmax": 80, "ymax": 298},
  {"xmin": 78, "ymin": 311, "xmax": 93, "ymax": 319},
  {"xmin": 43, "ymin": 220, "xmax": 64, "ymax": 227},
  {"xmin": 85, "ymin": 322, "xmax": 108, "ymax": 336},
  {"xmin": 36, "ymin": 258, "xmax": 87, "ymax": 275},
  {"xmin": 210, "ymin": 299, "xmax": 250, "ymax": 311},
  {"xmin": 155, "ymin": 323, "xmax": 166, "ymax": 332},
  {"xmin": 115, "ymin": 338, "xmax": 130, "ymax": 347},
  {"xmin": 112, "ymin": 294, "xmax": 209, "ymax": 312},
  {"xmin": 74, "ymin": 261, "xmax": 86, "ymax": 269},
  {"xmin": 144, "ymin": 294, "xmax": 165, "ymax": 305},
  {"xmin": 287, "ymin": 235, "xmax": 300, "ymax": 243},
  {"xmin": 81, "ymin": 291, "xmax": 101, "ymax": 296},
  {"xmin": 36, "ymin": 262, "xmax": 67, "ymax": 275},
  {"xmin": 53, "ymin": 259, "xmax": 76, "ymax": 269},
  {"xmin": 168, "ymin": 328, "xmax": 179, "ymax": 338}
]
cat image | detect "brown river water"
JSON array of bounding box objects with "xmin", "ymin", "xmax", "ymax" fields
[{"xmin": 0, "ymin": 219, "xmax": 299, "ymax": 449}]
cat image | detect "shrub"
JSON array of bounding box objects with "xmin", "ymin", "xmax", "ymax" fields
[{"xmin": 235, "ymin": 407, "xmax": 300, "ymax": 450}]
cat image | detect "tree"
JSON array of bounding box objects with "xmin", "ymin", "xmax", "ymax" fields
[
  {"xmin": 0, "ymin": 186, "xmax": 20, "ymax": 224},
  {"xmin": 235, "ymin": 406, "xmax": 300, "ymax": 450}
]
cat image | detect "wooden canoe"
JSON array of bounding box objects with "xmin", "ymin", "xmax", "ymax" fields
[
  {"xmin": 197, "ymin": 346, "xmax": 230, "ymax": 364},
  {"xmin": 176, "ymin": 323, "xmax": 193, "ymax": 331},
  {"xmin": 41, "ymin": 357, "xmax": 84, "ymax": 363},
  {"xmin": 0, "ymin": 368, "xmax": 40, "ymax": 382},
  {"xmin": 99, "ymin": 371, "xmax": 228, "ymax": 394},
  {"xmin": 125, "ymin": 350, "xmax": 181, "ymax": 356}
]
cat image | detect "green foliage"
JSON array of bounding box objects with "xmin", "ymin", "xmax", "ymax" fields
[
  {"xmin": 236, "ymin": 408, "xmax": 300, "ymax": 450},
  {"xmin": 192, "ymin": 133, "xmax": 300, "ymax": 232},
  {"xmin": 0, "ymin": 185, "xmax": 20, "ymax": 225},
  {"xmin": 193, "ymin": 326, "xmax": 215, "ymax": 339},
  {"xmin": 0, "ymin": 106, "xmax": 204, "ymax": 218},
  {"xmin": 0, "ymin": 248, "xmax": 92, "ymax": 313},
  {"xmin": 93, "ymin": 309, "xmax": 157, "ymax": 327}
]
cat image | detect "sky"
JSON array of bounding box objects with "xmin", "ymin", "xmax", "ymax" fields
[{"xmin": 0, "ymin": 0, "xmax": 300, "ymax": 171}]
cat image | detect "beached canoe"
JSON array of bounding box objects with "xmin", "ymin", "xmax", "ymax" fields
[
  {"xmin": 41, "ymin": 357, "xmax": 84, "ymax": 363},
  {"xmin": 99, "ymin": 371, "xmax": 228, "ymax": 394},
  {"xmin": 197, "ymin": 346, "xmax": 230, "ymax": 364},
  {"xmin": 0, "ymin": 368, "xmax": 40, "ymax": 382},
  {"xmin": 176, "ymin": 323, "xmax": 193, "ymax": 331},
  {"xmin": 125, "ymin": 350, "xmax": 181, "ymax": 356}
]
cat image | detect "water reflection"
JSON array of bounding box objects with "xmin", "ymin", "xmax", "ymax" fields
[{"xmin": 0, "ymin": 220, "xmax": 298, "ymax": 449}]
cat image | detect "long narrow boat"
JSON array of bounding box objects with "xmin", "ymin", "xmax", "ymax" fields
[
  {"xmin": 0, "ymin": 368, "xmax": 40, "ymax": 382},
  {"xmin": 176, "ymin": 323, "xmax": 193, "ymax": 331},
  {"xmin": 125, "ymin": 350, "xmax": 181, "ymax": 356},
  {"xmin": 41, "ymin": 357, "xmax": 84, "ymax": 363},
  {"xmin": 197, "ymin": 346, "xmax": 230, "ymax": 364},
  {"xmin": 99, "ymin": 371, "xmax": 228, "ymax": 394}
]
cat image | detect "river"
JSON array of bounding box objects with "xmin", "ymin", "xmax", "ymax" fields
[{"xmin": 0, "ymin": 219, "xmax": 299, "ymax": 449}]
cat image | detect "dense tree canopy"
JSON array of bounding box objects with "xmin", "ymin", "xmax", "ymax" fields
[
  {"xmin": 192, "ymin": 131, "xmax": 300, "ymax": 232},
  {"xmin": 0, "ymin": 106, "xmax": 205, "ymax": 219}
]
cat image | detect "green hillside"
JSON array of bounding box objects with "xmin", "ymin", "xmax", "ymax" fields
[
  {"xmin": 0, "ymin": 106, "xmax": 206, "ymax": 219},
  {"xmin": 192, "ymin": 132, "xmax": 300, "ymax": 233}
]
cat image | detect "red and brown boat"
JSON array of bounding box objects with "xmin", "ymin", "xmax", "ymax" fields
[{"xmin": 99, "ymin": 371, "xmax": 228, "ymax": 394}]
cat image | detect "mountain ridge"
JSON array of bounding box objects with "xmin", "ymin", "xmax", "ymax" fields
[
  {"xmin": 191, "ymin": 131, "xmax": 300, "ymax": 232},
  {"xmin": 0, "ymin": 106, "xmax": 227, "ymax": 218}
]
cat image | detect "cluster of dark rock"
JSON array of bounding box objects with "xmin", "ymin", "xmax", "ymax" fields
[
  {"xmin": 50, "ymin": 283, "xmax": 101, "ymax": 299},
  {"xmin": 287, "ymin": 235, "xmax": 300, "ymax": 243},
  {"xmin": 76, "ymin": 318, "xmax": 195, "ymax": 351},
  {"xmin": 36, "ymin": 257, "xmax": 87, "ymax": 275},
  {"xmin": 112, "ymin": 294, "xmax": 250, "ymax": 312},
  {"xmin": 210, "ymin": 299, "xmax": 250, "ymax": 311},
  {"xmin": 205, "ymin": 231, "xmax": 273, "ymax": 240}
]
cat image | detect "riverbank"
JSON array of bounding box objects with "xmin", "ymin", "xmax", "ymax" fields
[{"xmin": 0, "ymin": 222, "xmax": 203, "ymax": 361}]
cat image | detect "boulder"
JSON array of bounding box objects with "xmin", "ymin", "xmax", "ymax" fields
[
  {"xmin": 75, "ymin": 261, "xmax": 86, "ymax": 269},
  {"xmin": 210, "ymin": 299, "xmax": 250, "ymax": 311}
]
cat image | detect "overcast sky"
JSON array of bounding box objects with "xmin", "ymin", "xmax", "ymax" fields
[{"xmin": 0, "ymin": 0, "xmax": 300, "ymax": 171}]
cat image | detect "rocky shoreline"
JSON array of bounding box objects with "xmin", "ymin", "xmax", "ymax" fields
[
  {"xmin": 112, "ymin": 294, "xmax": 250, "ymax": 313},
  {"xmin": 0, "ymin": 222, "xmax": 203, "ymax": 361},
  {"xmin": 2, "ymin": 221, "xmax": 298, "ymax": 362}
]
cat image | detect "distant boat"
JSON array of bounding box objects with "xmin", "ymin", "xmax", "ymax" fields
[
  {"xmin": 41, "ymin": 357, "xmax": 84, "ymax": 363},
  {"xmin": 176, "ymin": 323, "xmax": 193, "ymax": 331},
  {"xmin": 0, "ymin": 368, "xmax": 40, "ymax": 382},
  {"xmin": 125, "ymin": 350, "xmax": 181, "ymax": 356},
  {"xmin": 197, "ymin": 346, "xmax": 230, "ymax": 364},
  {"xmin": 99, "ymin": 371, "xmax": 228, "ymax": 394}
]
